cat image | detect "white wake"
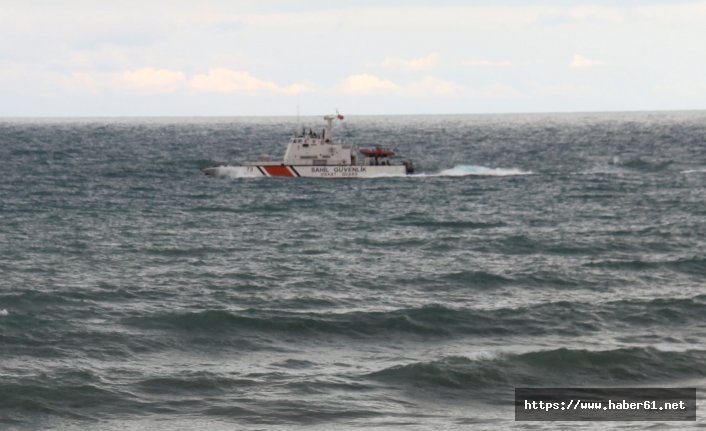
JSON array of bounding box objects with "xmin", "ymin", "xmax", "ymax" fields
[{"xmin": 410, "ymin": 164, "xmax": 533, "ymax": 177}]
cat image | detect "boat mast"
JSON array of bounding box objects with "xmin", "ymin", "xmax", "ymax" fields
[
  {"xmin": 323, "ymin": 111, "xmax": 343, "ymax": 142},
  {"xmin": 296, "ymin": 102, "xmax": 300, "ymax": 136},
  {"xmin": 323, "ymin": 115, "xmax": 334, "ymax": 141}
]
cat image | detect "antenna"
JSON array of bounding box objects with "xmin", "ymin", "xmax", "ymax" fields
[{"xmin": 294, "ymin": 93, "xmax": 301, "ymax": 136}]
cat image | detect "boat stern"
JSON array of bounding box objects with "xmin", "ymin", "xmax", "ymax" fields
[{"xmin": 403, "ymin": 160, "xmax": 415, "ymax": 174}]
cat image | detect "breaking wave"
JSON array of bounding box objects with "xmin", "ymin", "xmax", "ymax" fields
[
  {"xmin": 682, "ymin": 168, "xmax": 706, "ymax": 174},
  {"xmin": 367, "ymin": 347, "xmax": 706, "ymax": 390}
]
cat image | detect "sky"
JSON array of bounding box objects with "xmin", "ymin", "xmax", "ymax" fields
[{"xmin": 1, "ymin": 0, "xmax": 705, "ymax": 116}]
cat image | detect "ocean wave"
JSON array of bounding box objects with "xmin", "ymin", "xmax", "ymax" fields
[
  {"xmin": 367, "ymin": 347, "xmax": 706, "ymax": 390},
  {"xmin": 586, "ymin": 256, "xmax": 706, "ymax": 275},
  {"xmin": 5, "ymin": 297, "xmax": 702, "ymax": 362},
  {"xmin": 438, "ymin": 270, "xmax": 513, "ymax": 287},
  {"xmin": 136, "ymin": 373, "xmax": 259, "ymax": 395},
  {"xmin": 583, "ymin": 157, "xmax": 676, "ymax": 175},
  {"xmin": 395, "ymin": 218, "xmax": 506, "ymax": 229},
  {"xmin": 619, "ymin": 158, "xmax": 673, "ymax": 172},
  {"xmin": 122, "ymin": 296, "xmax": 706, "ymax": 340},
  {"xmin": 607, "ymin": 295, "xmax": 706, "ymax": 326},
  {"xmin": 581, "ymin": 165, "xmax": 633, "ymax": 175},
  {"xmin": 0, "ymin": 369, "xmax": 380, "ymax": 423},
  {"xmin": 0, "ymin": 370, "xmax": 256, "ymax": 420},
  {"xmin": 0, "ymin": 369, "xmax": 133, "ymax": 420},
  {"xmin": 122, "ymin": 307, "xmax": 465, "ymax": 337}
]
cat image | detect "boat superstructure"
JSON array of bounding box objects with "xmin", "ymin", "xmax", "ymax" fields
[{"xmin": 203, "ymin": 114, "xmax": 414, "ymax": 178}]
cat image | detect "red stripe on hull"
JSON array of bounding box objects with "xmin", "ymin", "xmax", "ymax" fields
[{"xmin": 262, "ymin": 165, "xmax": 294, "ymax": 177}]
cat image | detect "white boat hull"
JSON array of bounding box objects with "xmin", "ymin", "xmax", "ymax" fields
[{"xmin": 203, "ymin": 164, "xmax": 408, "ymax": 178}]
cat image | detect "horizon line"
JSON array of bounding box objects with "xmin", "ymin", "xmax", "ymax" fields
[{"xmin": 1, "ymin": 108, "xmax": 705, "ymax": 120}]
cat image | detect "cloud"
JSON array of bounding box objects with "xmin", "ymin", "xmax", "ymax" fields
[
  {"xmin": 339, "ymin": 74, "xmax": 464, "ymax": 97},
  {"xmin": 538, "ymin": 5, "xmax": 625, "ymax": 26},
  {"xmin": 69, "ymin": 47, "xmax": 132, "ymax": 70},
  {"xmin": 529, "ymin": 82, "xmax": 607, "ymax": 98},
  {"xmin": 339, "ymin": 74, "xmax": 399, "ymax": 95},
  {"xmin": 570, "ymin": 54, "xmax": 604, "ymax": 68},
  {"xmin": 467, "ymin": 83, "xmax": 524, "ymax": 99},
  {"xmin": 637, "ymin": 2, "xmax": 706, "ymax": 23},
  {"xmin": 190, "ymin": 68, "xmax": 310, "ymax": 95},
  {"xmin": 463, "ymin": 59, "xmax": 513, "ymax": 68},
  {"xmin": 4, "ymin": 2, "xmax": 706, "ymax": 115},
  {"xmin": 377, "ymin": 53, "xmax": 439, "ymax": 71},
  {"xmin": 112, "ymin": 67, "xmax": 186, "ymax": 94},
  {"xmin": 652, "ymin": 81, "xmax": 706, "ymax": 98},
  {"xmin": 568, "ymin": 6, "xmax": 624, "ymax": 23},
  {"xmin": 63, "ymin": 67, "xmax": 313, "ymax": 97},
  {"xmin": 64, "ymin": 72, "xmax": 101, "ymax": 94},
  {"xmin": 406, "ymin": 76, "xmax": 462, "ymax": 96}
]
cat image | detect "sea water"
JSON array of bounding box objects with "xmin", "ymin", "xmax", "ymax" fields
[{"xmin": 1, "ymin": 112, "xmax": 705, "ymax": 429}]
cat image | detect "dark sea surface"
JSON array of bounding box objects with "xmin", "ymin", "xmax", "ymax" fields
[{"xmin": 1, "ymin": 112, "xmax": 705, "ymax": 430}]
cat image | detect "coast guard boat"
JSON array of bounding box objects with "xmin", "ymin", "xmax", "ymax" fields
[{"xmin": 203, "ymin": 114, "xmax": 414, "ymax": 178}]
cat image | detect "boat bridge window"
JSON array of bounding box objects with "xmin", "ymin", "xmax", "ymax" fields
[{"xmin": 303, "ymin": 143, "xmax": 309, "ymax": 147}]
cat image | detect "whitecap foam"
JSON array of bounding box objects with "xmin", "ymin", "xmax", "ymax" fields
[
  {"xmin": 0, "ymin": 309, "xmax": 8, "ymax": 316},
  {"xmin": 205, "ymin": 166, "xmax": 262, "ymax": 179},
  {"xmin": 682, "ymin": 168, "xmax": 706, "ymax": 174},
  {"xmin": 412, "ymin": 164, "xmax": 533, "ymax": 177},
  {"xmin": 438, "ymin": 165, "xmax": 532, "ymax": 177}
]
